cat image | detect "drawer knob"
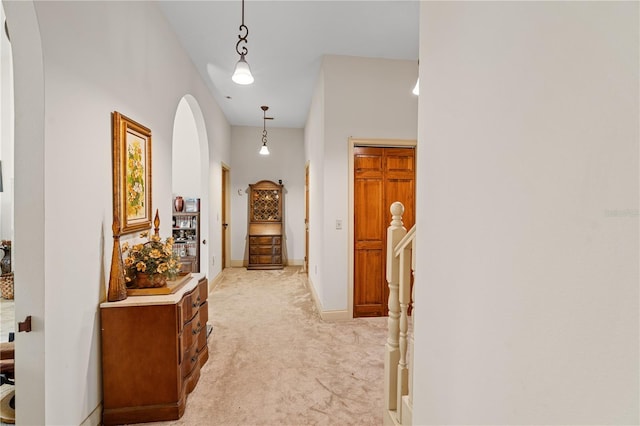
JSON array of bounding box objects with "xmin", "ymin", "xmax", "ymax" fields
[
  {"xmin": 191, "ymin": 355, "xmax": 197, "ymax": 363},
  {"xmin": 192, "ymin": 328, "xmax": 198, "ymax": 335}
]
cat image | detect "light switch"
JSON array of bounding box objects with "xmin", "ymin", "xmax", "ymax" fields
[{"xmin": 336, "ymin": 219, "xmax": 342, "ymax": 230}]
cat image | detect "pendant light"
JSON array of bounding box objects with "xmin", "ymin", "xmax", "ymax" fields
[
  {"xmin": 260, "ymin": 106, "xmax": 273, "ymax": 155},
  {"xmin": 232, "ymin": 0, "xmax": 254, "ymax": 85}
]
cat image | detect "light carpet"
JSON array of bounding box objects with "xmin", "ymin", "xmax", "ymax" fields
[{"xmin": 145, "ymin": 267, "xmax": 387, "ymax": 426}]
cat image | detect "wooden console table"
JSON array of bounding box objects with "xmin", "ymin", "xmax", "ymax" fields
[{"xmin": 100, "ymin": 275, "xmax": 209, "ymax": 425}]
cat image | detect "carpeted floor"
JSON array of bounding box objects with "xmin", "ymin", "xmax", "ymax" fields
[{"xmin": 145, "ymin": 266, "xmax": 387, "ymax": 426}]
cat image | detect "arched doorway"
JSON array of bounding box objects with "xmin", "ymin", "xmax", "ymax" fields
[
  {"xmin": 171, "ymin": 96, "xmax": 210, "ymax": 277},
  {"xmin": 2, "ymin": 1, "xmax": 46, "ymax": 424}
]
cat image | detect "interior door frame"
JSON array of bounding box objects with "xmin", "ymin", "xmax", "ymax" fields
[
  {"xmin": 304, "ymin": 162, "xmax": 309, "ymax": 273},
  {"xmin": 221, "ymin": 163, "xmax": 230, "ymax": 269},
  {"xmin": 348, "ymin": 138, "xmax": 417, "ymax": 318}
]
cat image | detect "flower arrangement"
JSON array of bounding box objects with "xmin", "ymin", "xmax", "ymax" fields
[{"xmin": 121, "ymin": 231, "xmax": 179, "ymax": 288}]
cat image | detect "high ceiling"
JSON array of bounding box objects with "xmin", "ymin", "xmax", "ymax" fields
[{"xmin": 158, "ymin": 1, "xmax": 419, "ymax": 128}]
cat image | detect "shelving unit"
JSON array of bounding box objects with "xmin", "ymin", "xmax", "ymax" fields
[{"xmin": 172, "ymin": 212, "xmax": 200, "ymax": 273}]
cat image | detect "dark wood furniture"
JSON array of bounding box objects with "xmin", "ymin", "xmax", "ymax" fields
[
  {"xmin": 247, "ymin": 180, "xmax": 284, "ymax": 270},
  {"xmin": 172, "ymin": 212, "xmax": 200, "ymax": 273},
  {"xmin": 100, "ymin": 275, "xmax": 209, "ymax": 425}
]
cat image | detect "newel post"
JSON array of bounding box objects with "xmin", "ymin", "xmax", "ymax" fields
[{"xmin": 384, "ymin": 201, "xmax": 406, "ymax": 413}]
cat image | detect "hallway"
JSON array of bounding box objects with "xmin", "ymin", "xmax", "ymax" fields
[{"xmin": 149, "ymin": 267, "xmax": 387, "ymax": 425}]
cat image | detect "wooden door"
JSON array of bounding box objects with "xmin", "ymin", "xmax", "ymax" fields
[
  {"xmin": 354, "ymin": 146, "xmax": 415, "ymax": 317},
  {"xmin": 304, "ymin": 164, "xmax": 309, "ymax": 273},
  {"xmin": 222, "ymin": 166, "xmax": 229, "ymax": 269}
]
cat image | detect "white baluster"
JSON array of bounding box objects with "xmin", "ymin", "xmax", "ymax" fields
[
  {"xmin": 397, "ymin": 242, "xmax": 411, "ymax": 421},
  {"xmin": 384, "ymin": 202, "xmax": 406, "ymax": 415},
  {"xmin": 408, "ymin": 238, "xmax": 416, "ymax": 409}
]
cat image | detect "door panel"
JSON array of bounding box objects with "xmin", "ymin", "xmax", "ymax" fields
[
  {"xmin": 385, "ymin": 179, "xmax": 415, "ymax": 229},
  {"xmin": 354, "ymin": 249, "xmax": 384, "ymax": 316},
  {"xmin": 354, "ymin": 179, "xmax": 384, "ymax": 242},
  {"xmin": 354, "ymin": 146, "xmax": 415, "ymax": 317},
  {"xmin": 385, "ymin": 148, "xmax": 415, "ymax": 175}
]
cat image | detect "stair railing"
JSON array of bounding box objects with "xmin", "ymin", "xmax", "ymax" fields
[{"xmin": 384, "ymin": 201, "xmax": 416, "ymax": 426}]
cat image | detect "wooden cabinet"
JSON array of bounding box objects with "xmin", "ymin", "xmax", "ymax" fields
[
  {"xmin": 247, "ymin": 180, "xmax": 284, "ymax": 270},
  {"xmin": 172, "ymin": 212, "xmax": 200, "ymax": 273},
  {"xmin": 249, "ymin": 235, "xmax": 282, "ymax": 266},
  {"xmin": 100, "ymin": 276, "xmax": 209, "ymax": 425}
]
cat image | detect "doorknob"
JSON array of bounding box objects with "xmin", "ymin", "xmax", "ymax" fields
[
  {"xmin": 223, "ymin": 223, "xmax": 229, "ymax": 228},
  {"xmin": 202, "ymin": 240, "xmax": 207, "ymax": 245}
]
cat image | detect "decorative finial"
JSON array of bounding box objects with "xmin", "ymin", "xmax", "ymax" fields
[
  {"xmin": 154, "ymin": 209, "xmax": 160, "ymax": 237},
  {"xmin": 390, "ymin": 202, "xmax": 405, "ymax": 228}
]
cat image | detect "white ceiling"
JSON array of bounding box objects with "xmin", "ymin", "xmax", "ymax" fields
[{"xmin": 158, "ymin": 1, "xmax": 419, "ymax": 128}]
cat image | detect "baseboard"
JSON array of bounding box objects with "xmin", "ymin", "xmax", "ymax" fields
[
  {"xmin": 208, "ymin": 271, "xmax": 224, "ymax": 292},
  {"xmin": 306, "ymin": 276, "xmax": 351, "ymax": 322},
  {"xmin": 383, "ymin": 408, "xmax": 401, "ymax": 426},
  {"xmin": 80, "ymin": 402, "xmax": 102, "ymax": 426},
  {"xmin": 306, "ymin": 275, "xmax": 322, "ymax": 315},
  {"xmin": 319, "ymin": 309, "xmax": 351, "ymax": 321},
  {"xmin": 231, "ymin": 259, "xmax": 304, "ymax": 267}
]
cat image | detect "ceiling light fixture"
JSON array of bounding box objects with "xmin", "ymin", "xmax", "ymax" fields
[
  {"xmin": 412, "ymin": 78, "xmax": 419, "ymax": 96},
  {"xmin": 412, "ymin": 60, "xmax": 419, "ymax": 96},
  {"xmin": 232, "ymin": 0, "xmax": 254, "ymax": 85},
  {"xmin": 260, "ymin": 105, "xmax": 273, "ymax": 155}
]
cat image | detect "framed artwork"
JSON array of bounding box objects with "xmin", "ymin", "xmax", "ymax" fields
[{"xmin": 112, "ymin": 111, "xmax": 152, "ymax": 235}]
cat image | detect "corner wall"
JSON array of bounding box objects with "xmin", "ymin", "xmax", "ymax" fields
[
  {"xmin": 413, "ymin": 2, "xmax": 639, "ymax": 423},
  {"xmin": 305, "ymin": 55, "xmax": 418, "ymax": 314}
]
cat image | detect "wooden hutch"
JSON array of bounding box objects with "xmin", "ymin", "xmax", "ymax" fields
[{"xmin": 247, "ymin": 180, "xmax": 284, "ymax": 270}]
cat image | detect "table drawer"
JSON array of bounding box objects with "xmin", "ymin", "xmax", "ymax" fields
[
  {"xmin": 250, "ymin": 236, "xmax": 275, "ymax": 245},
  {"xmin": 183, "ymin": 309, "xmax": 201, "ymax": 352},
  {"xmin": 250, "ymin": 245, "xmax": 276, "ymax": 255},
  {"xmin": 198, "ymin": 301, "xmax": 208, "ymax": 351},
  {"xmin": 198, "ymin": 279, "xmax": 208, "ymax": 304},
  {"xmin": 181, "ymin": 341, "xmax": 199, "ymax": 379},
  {"xmin": 250, "ymin": 255, "xmax": 280, "ymax": 264}
]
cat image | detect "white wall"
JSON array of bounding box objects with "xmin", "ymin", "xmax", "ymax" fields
[
  {"xmin": 172, "ymin": 98, "xmax": 201, "ymax": 199},
  {"xmin": 5, "ymin": 1, "xmax": 231, "ymax": 424},
  {"xmin": 305, "ymin": 55, "xmax": 418, "ymax": 313},
  {"xmin": 0, "ymin": 4, "xmax": 13, "ymax": 241},
  {"xmin": 413, "ymin": 2, "xmax": 639, "ymax": 424},
  {"xmin": 230, "ymin": 125, "xmax": 305, "ymax": 265},
  {"xmin": 304, "ymin": 69, "xmax": 325, "ymax": 299}
]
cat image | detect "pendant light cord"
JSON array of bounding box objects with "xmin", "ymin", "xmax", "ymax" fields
[
  {"xmin": 262, "ymin": 108, "xmax": 268, "ymax": 143},
  {"xmin": 236, "ymin": 0, "xmax": 249, "ymax": 56}
]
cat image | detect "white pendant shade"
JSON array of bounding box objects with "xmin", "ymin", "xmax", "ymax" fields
[
  {"xmin": 259, "ymin": 144, "xmax": 270, "ymax": 155},
  {"xmin": 412, "ymin": 77, "xmax": 419, "ymax": 96},
  {"xmin": 232, "ymin": 55, "xmax": 254, "ymax": 85}
]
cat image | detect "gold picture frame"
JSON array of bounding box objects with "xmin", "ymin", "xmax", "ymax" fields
[{"xmin": 112, "ymin": 111, "xmax": 152, "ymax": 235}]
